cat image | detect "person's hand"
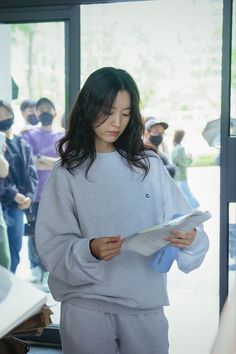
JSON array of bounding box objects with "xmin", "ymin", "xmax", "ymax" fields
[
  {"xmin": 14, "ymin": 193, "xmax": 26, "ymax": 205},
  {"xmin": 90, "ymin": 236, "xmax": 123, "ymax": 260},
  {"xmin": 164, "ymin": 228, "xmax": 196, "ymax": 248},
  {"xmin": 19, "ymin": 197, "xmax": 32, "ymax": 210}
]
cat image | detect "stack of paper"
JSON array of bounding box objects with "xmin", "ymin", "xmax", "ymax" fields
[
  {"xmin": 123, "ymin": 210, "xmax": 211, "ymax": 256},
  {"xmin": 0, "ymin": 266, "xmax": 48, "ymax": 339}
]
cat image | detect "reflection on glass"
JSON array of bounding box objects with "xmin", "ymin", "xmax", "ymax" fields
[
  {"xmin": 228, "ymin": 203, "xmax": 236, "ymax": 293},
  {"xmin": 0, "ymin": 22, "xmax": 66, "ymax": 132},
  {"xmin": 81, "ymin": 0, "xmax": 223, "ymax": 125},
  {"xmin": 230, "ymin": 0, "xmax": 236, "ymax": 135}
]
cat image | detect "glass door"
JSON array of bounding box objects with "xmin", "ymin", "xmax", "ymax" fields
[
  {"xmin": 80, "ymin": 1, "xmax": 222, "ymax": 353},
  {"xmin": 0, "ymin": 5, "xmax": 81, "ymax": 344},
  {"xmin": 0, "ymin": 21, "xmax": 65, "ymax": 337}
]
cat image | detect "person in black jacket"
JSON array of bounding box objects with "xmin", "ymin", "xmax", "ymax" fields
[{"xmin": 0, "ymin": 100, "xmax": 38, "ymax": 273}]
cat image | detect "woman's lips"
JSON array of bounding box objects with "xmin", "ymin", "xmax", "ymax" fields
[{"xmin": 108, "ymin": 131, "xmax": 119, "ymax": 137}]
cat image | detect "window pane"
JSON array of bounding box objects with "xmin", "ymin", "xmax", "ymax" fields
[
  {"xmin": 81, "ymin": 1, "xmax": 222, "ymax": 353},
  {"xmin": 0, "ymin": 22, "xmax": 65, "ymax": 328},
  {"xmin": 81, "ymin": 0, "xmax": 222, "ymax": 156}
]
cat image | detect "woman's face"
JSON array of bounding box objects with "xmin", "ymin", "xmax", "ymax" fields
[{"xmin": 92, "ymin": 90, "xmax": 131, "ymax": 152}]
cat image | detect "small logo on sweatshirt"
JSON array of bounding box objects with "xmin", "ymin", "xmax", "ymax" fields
[{"xmin": 146, "ymin": 193, "xmax": 151, "ymax": 198}]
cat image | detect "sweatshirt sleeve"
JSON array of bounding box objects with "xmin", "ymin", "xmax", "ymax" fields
[
  {"xmin": 35, "ymin": 164, "xmax": 104, "ymax": 287},
  {"xmin": 176, "ymin": 225, "xmax": 209, "ymax": 273},
  {"xmin": 157, "ymin": 157, "xmax": 209, "ymax": 273}
]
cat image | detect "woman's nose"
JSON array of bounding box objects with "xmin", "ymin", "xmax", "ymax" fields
[{"xmin": 111, "ymin": 114, "xmax": 121, "ymax": 127}]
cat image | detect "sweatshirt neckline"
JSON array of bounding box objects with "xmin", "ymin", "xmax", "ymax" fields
[{"xmin": 96, "ymin": 151, "xmax": 119, "ymax": 158}]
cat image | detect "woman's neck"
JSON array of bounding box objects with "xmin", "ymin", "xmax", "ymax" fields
[{"xmin": 95, "ymin": 141, "xmax": 115, "ymax": 153}]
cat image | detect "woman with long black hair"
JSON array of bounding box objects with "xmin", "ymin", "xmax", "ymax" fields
[{"xmin": 36, "ymin": 67, "xmax": 208, "ymax": 354}]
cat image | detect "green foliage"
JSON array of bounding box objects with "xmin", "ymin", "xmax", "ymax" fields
[{"xmin": 191, "ymin": 154, "xmax": 218, "ymax": 167}]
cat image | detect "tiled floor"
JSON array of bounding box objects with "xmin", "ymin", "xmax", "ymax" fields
[{"xmin": 16, "ymin": 166, "xmax": 225, "ymax": 354}]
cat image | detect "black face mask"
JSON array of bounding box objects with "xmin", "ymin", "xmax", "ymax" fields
[
  {"xmin": 0, "ymin": 117, "xmax": 14, "ymax": 132},
  {"xmin": 39, "ymin": 112, "xmax": 54, "ymax": 126},
  {"xmin": 150, "ymin": 134, "xmax": 163, "ymax": 147},
  {"xmin": 27, "ymin": 114, "xmax": 39, "ymax": 126}
]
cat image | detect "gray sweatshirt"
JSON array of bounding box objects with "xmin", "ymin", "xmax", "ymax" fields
[{"xmin": 35, "ymin": 151, "xmax": 209, "ymax": 314}]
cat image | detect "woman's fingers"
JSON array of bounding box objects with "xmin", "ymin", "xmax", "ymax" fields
[
  {"xmin": 90, "ymin": 236, "xmax": 123, "ymax": 260},
  {"xmin": 99, "ymin": 239, "xmax": 123, "ymax": 259},
  {"xmin": 164, "ymin": 228, "xmax": 196, "ymax": 248}
]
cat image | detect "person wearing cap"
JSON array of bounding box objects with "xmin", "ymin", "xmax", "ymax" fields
[
  {"xmin": 145, "ymin": 117, "xmax": 176, "ymax": 178},
  {"xmin": 144, "ymin": 117, "xmax": 169, "ymax": 155},
  {"xmin": 20, "ymin": 99, "xmax": 39, "ymax": 132}
]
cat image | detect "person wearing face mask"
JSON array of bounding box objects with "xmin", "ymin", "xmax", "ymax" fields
[
  {"xmin": 145, "ymin": 118, "xmax": 176, "ymax": 178},
  {"xmin": 20, "ymin": 99, "xmax": 38, "ymax": 132},
  {"xmin": 22, "ymin": 97, "xmax": 64, "ymax": 289},
  {"xmin": 0, "ymin": 100, "xmax": 38, "ymax": 273}
]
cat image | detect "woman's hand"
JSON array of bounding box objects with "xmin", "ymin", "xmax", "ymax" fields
[
  {"xmin": 90, "ymin": 236, "xmax": 124, "ymax": 260},
  {"xmin": 164, "ymin": 228, "xmax": 196, "ymax": 248}
]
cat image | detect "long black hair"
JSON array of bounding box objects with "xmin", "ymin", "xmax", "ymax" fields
[{"xmin": 57, "ymin": 67, "xmax": 152, "ymax": 177}]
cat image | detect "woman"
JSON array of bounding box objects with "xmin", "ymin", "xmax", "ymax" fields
[
  {"xmin": 35, "ymin": 67, "xmax": 209, "ymax": 354},
  {"xmin": 0, "ymin": 100, "xmax": 38, "ymax": 273},
  {"xmin": 171, "ymin": 129, "xmax": 200, "ymax": 209}
]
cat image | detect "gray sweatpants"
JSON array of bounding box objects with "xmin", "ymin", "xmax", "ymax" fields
[{"xmin": 60, "ymin": 302, "xmax": 169, "ymax": 354}]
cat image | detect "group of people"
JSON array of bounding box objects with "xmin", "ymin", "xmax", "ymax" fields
[
  {"xmin": 144, "ymin": 116, "xmax": 199, "ymax": 209},
  {"xmin": 0, "ymin": 97, "xmax": 64, "ymax": 291}
]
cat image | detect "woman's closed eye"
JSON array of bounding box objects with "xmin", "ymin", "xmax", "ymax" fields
[{"xmin": 122, "ymin": 113, "xmax": 130, "ymax": 117}]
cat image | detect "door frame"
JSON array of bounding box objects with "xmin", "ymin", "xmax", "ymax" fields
[{"xmin": 220, "ymin": 0, "xmax": 234, "ymax": 311}]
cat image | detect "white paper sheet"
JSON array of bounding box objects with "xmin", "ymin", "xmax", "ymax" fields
[{"xmin": 123, "ymin": 210, "xmax": 211, "ymax": 256}]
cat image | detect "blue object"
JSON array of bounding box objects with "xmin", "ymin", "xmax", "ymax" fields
[
  {"xmin": 151, "ymin": 245, "xmax": 179, "ymax": 272},
  {"xmin": 151, "ymin": 213, "xmax": 181, "ymax": 273}
]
